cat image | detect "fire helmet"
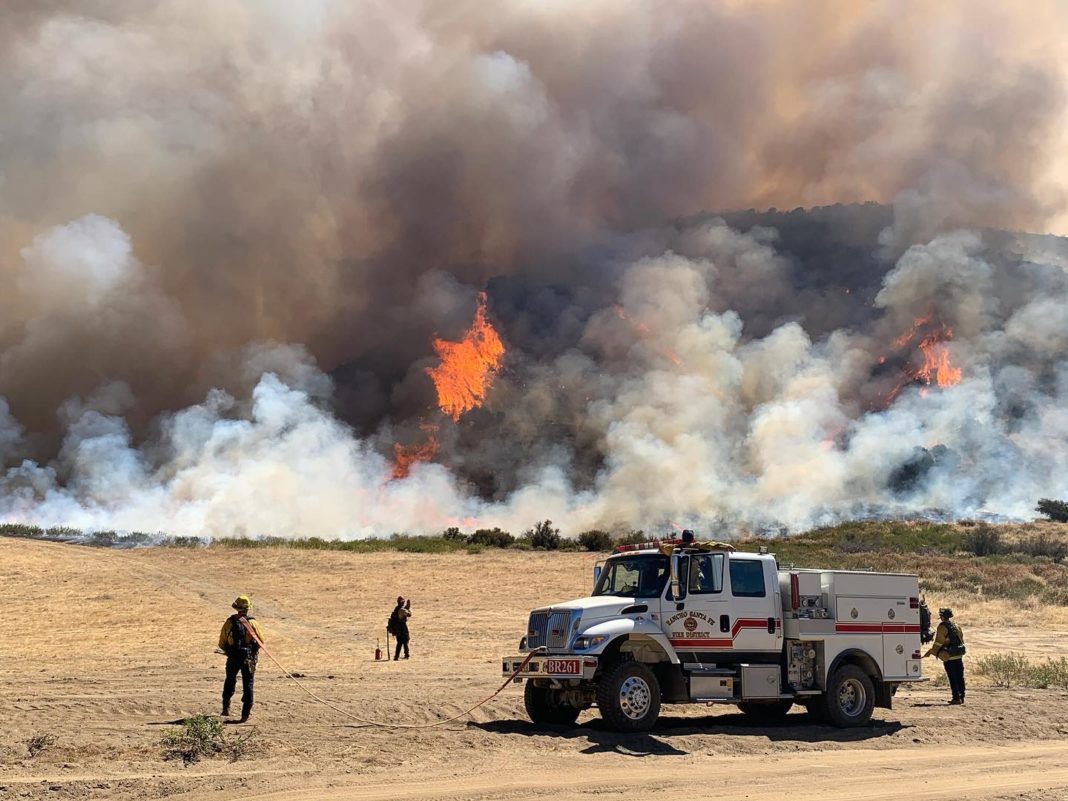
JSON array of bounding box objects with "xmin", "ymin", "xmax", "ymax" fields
[{"xmin": 232, "ymin": 595, "xmax": 252, "ymax": 611}]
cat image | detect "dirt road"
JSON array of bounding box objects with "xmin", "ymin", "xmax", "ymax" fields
[{"xmin": 1, "ymin": 538, "xmax": 1066, "ymax": 800}]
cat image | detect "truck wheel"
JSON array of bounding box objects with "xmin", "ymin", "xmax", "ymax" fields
[
  {"xmin": 738, "ymin": 700, "xmax": 793, "ymax": 723},
  {"xmin": 822, "ymin": 665, "xmax": 875, "ymax": 727},
  {"xmin": 524, "ymin": 681, "xmax": 581, "ymax": 726},
  {"xmin": 596, "ymin": 661, "xmax": 661, "ymax": 732}
]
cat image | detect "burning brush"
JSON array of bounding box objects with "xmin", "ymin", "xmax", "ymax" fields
[{"xmin": 391, "ymin": 292, "xmax": 505, "ymax": 478}]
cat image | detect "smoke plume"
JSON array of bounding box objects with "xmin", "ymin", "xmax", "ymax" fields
[{"xmin": 1, "ymin": 1, "xmax": 1068, "ymax": 536}]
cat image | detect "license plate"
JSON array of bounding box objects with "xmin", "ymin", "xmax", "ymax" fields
[{"xmin": 544, "ymin": 658, "xmax": 581, "ymax": 675}]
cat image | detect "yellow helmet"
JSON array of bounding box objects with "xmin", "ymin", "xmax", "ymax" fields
[{"xmin": 232, "ymin": 595, "xmax": 252, "ymax": 611}]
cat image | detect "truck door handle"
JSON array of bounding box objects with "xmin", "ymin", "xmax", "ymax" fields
[
  {"xmin": 720, "ymin": 614, "xmax": 730, "ymax": 633},
  {"xmin": 676, "ymin": 603, "xmax": 685, "ymax": 611},
  {"xmin": 767, "ymin": 617, "xmax": 776, "ymax": 633}
]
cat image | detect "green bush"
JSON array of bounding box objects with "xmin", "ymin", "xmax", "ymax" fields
[
  {"xmin": 1028, "ymin": 657, "xmax": 1068, "ymax": 690},
  {"xmin": 526, "ymin": 520, "xmax": 561, "ymax": 550},
  {"xmin": 974, "ymin": 652, "xmax": 1068, "ymax": 689},
  {"xmin": 469, "ymin": 528, "xmax": 515, "ymax": 548},
  {"xmin": 160, "ymin": 714, "xmax": 257, "ymax": 765},
  {"xmin": 974, "ymin": 652, "xmax": 1031, "ymax": 687},
  {"xmin": 441, "ymin": 527, "xmax": 467, "ymax": 542},
  {"xmin": 161, "ymin": 714, "xmax": 226, "ymax": 764},
  {"xmin": 614, "ymin": 530, "xmax": 648, "ymax": 546},
  {"xmin": 577, "ymin": 530, "xmax": 614, "ymax": 552},
  {"xmin": 964, "ymin": 524, "xmax": 1002, "ymax": 557},
  {"xmin": 1036, "ymin": 498, "xmax": 1068, "ymax": 523},
  {"xmin": 1019, "ymin": 534, "xmax": 1067, "ymax": 563}
]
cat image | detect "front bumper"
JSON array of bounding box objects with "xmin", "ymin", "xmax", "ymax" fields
[{"xmin": 502, "ymin": 654, "xmax": 599, "ymax": 681}]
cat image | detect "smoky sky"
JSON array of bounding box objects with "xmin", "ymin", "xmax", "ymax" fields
[{"xmin": 1, "ymin": 1, "xmax": 1068, "ymax": 536}]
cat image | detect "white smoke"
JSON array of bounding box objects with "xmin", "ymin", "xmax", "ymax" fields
[
  {"xmin": 3, "ymin": 2, "xmax": 1068, "ymax": 538},
  {"xmin": 5, "ymin": 215, "xmax": 1066, "ymax": 538}
]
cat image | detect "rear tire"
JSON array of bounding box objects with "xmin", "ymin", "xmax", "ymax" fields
[
  {"xmin": 738, "ymin": 700, "xmax": 793, "ymax": 723},
  {"xmin": 821, "ymin": 664, "xmax": 875, "ymax": 727},
  {"xmin": 596, "ymin": 661, "xmax": 661, "ymax": 732},
  {"xmin": 524, "ymin": 681, "xmax": 581, "ymax": 726}
]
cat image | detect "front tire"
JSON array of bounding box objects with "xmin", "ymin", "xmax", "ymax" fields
[
  {"xmin": 524, "ymin": 681, "xmax": 581, "ymax": 726},
  {"xmin": 738, "ymin": 700, "xmax": 793, "ymax": 723},
  {"xmin": 596, "ymin": 661, "xmax": 661, "ymax": 732},
  {"xmin": 821, "ymin": 664, "xmax": 875, "ymax": 727}
]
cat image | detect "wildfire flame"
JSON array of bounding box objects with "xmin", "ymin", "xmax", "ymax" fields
[
  {"xmin": 391, "ymin": 423, "xmax": 440, "ymax": 480},
  {"xmin": 426, "ymin": 292, "xmax": 505, "ymax": 421},
  {"xmin": 390, "ymin": 292, "xmax": 504, "ymax": 478},
  {"xmin": 884, "ymin": 313, "xmax": 962, "ymax": 403}
]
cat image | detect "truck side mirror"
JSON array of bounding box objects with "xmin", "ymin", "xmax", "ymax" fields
[
  {"xmin": 669, "ymin": 553, "xmax": 682, "ymax": 600},
  {"xmin": 593, "ymin": 561, "xmax": 603, "ymax": 589}
]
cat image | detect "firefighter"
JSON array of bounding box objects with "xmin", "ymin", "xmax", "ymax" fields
[
  {"xmin": 388, "ymin": 596, "xmax": 411, "ymax": 660},
  {"xmin": 219, "ymin": 595, "xmax": 265, "ymax": 722},
  {"xmin": 922, "ymin": 607, "xmax": 966, "ymax": 704}
]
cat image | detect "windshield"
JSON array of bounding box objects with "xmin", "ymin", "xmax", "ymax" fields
[{"xmin": 593, "ymin": 554, "xmax": 670, "ymax": 598}]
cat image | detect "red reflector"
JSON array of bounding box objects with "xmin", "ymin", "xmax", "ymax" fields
[
  {"xmin": 909, "ymin": 597, "xmax": 919, "ymax": 609},
  {"xmin": 790, "ymin": 573, "xmax": 800, "ymax": 610},
  {"xmin": 912, "ymin": 651, "xmax": 921, "ymax": 659}
]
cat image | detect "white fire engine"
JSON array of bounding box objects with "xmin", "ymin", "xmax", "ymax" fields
[{"xmin": 503, "ymin": 535, "xmax": 925, "ymax": 731}]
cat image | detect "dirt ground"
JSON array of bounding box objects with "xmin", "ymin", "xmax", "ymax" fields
[{"xmin": 1, "ymin": 537, "xmax": 1067, "ymax": 801}]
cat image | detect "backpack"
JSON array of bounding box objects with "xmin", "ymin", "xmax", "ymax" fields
[
  {"xmin": 942, "ymin": 621, "xmax": 966, "ymax": 657},
  {"xmin": 229, "ymin": 615, "xmax": 260, "ymax": 659},
  {"xmin": 387, "ymin": 607, "xmax": 402, "ymax": 636}
]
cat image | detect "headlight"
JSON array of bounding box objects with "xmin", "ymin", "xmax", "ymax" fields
[{"xmin": 572, "ymin": 635, "xmax": 607, "ymax": 650}]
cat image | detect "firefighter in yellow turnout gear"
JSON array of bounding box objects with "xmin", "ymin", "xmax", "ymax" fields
[
  {"xmin": 219, "ymin": 595, "xmax": 265, "ymax": 722},
  {"xmin": 922, "ymin": 607, "xmax": 966, "ymax": 704}
]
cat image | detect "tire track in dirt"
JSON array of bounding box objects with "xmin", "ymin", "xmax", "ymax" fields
[{"xmin": 193, "ymin": 741, "xmax": 1068, "ymax": 801}]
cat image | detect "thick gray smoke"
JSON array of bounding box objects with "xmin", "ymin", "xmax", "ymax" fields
[{"xmin": 1, "ymin": 2, "xmax": 1067, "ymax": 537}]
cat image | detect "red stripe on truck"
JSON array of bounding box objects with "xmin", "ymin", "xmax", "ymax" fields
[
  {"xmin": 669, "ymin": 618, "xmax": 780, "ymax": 649},
  {"xmin": 835, "ymin": 623, "xmax": 920, "ymax": 634}
]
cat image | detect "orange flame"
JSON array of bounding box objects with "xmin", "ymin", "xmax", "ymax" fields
[
  {"xmin": 391, "ymin": 423, "xmax": 440, "ymax": 480},
  {"xmin": 917, "ymin": 338, "xmax": 962, "ymax": 389},
  {"xmin": 883, "ymin": 313, "xmax": 962, "ymax": 403},
  {"xmin": 425, "ymin": 292, "xmax": 505, "ymax": 421}
]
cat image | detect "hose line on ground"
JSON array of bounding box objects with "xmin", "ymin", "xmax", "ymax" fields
[{"xmin": 236, "ymin": 617, "xmax": 540, "ymax": 729}]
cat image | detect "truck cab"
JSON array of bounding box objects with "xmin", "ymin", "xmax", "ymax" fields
[{"xmin": 503, "ymin": 535, "xmax": 924, "ymax": 731}]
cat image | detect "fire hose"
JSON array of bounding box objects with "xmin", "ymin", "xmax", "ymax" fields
[
  {"xmin": 231, "ymin": 618, "xmax": 541, "ymax": 729},
  {"xmin": 65, "ymin": 541, "xmax": 539, "ymax": 730}
]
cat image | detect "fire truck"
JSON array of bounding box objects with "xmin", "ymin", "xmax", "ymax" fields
[{"xmin": 502, "ymin": 534, "xmax": 925, "ymax": 731}]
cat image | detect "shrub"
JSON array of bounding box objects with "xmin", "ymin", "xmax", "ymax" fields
[
  {"xmin": 526, "ymin": 520, "xmax": 561, "ymax": 550},
  {"xmin": 87, "ymin": 530, "xmax": 118, "ymax": 547},
  {"xmin": 1036, "ymin": 498, "xmax": 1068, "ymax": 523},
  {"xmin": 964, "ymin": 523, "xmax": 1002, "ymax": 556},
  {"xmin": 1019, "ymin": 534, "xmax": 1068, "ymax": 563},
  {"xmin": 974, "ymin": 652, "xmax": 1030, "ymax": 687},
  {"xmin": 160, "ymin": 714, "xmax": 257, "ymax": 764},
  {"xmin": 441, "ymin": 527, "xmax": 467, "ymax": 542},
  {"xmin": 469, "ymin": 528, "xmax": 514, "ymax": 548},
  {"xmin": 26, "ymin": 733, "xmax": 56, "ymax": 757},
  {"xmin": 577, "ymin": 530, "xmax": 614, "ymax": 552},
  {"xmin": 161, "ymin": 714, "xmax": 226, "ymax": 764},
  {"xmin": 614, "ymin": 529, "xmax": 647, "ymax": 546},
  {"xmin": 1029, "ymin": 657, "xmax": 1068, "ymax": 690}
]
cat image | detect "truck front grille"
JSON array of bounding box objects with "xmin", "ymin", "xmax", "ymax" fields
[{"xmin": 527, "ymin": 609, "xmax": 576, "ymax": 651}]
